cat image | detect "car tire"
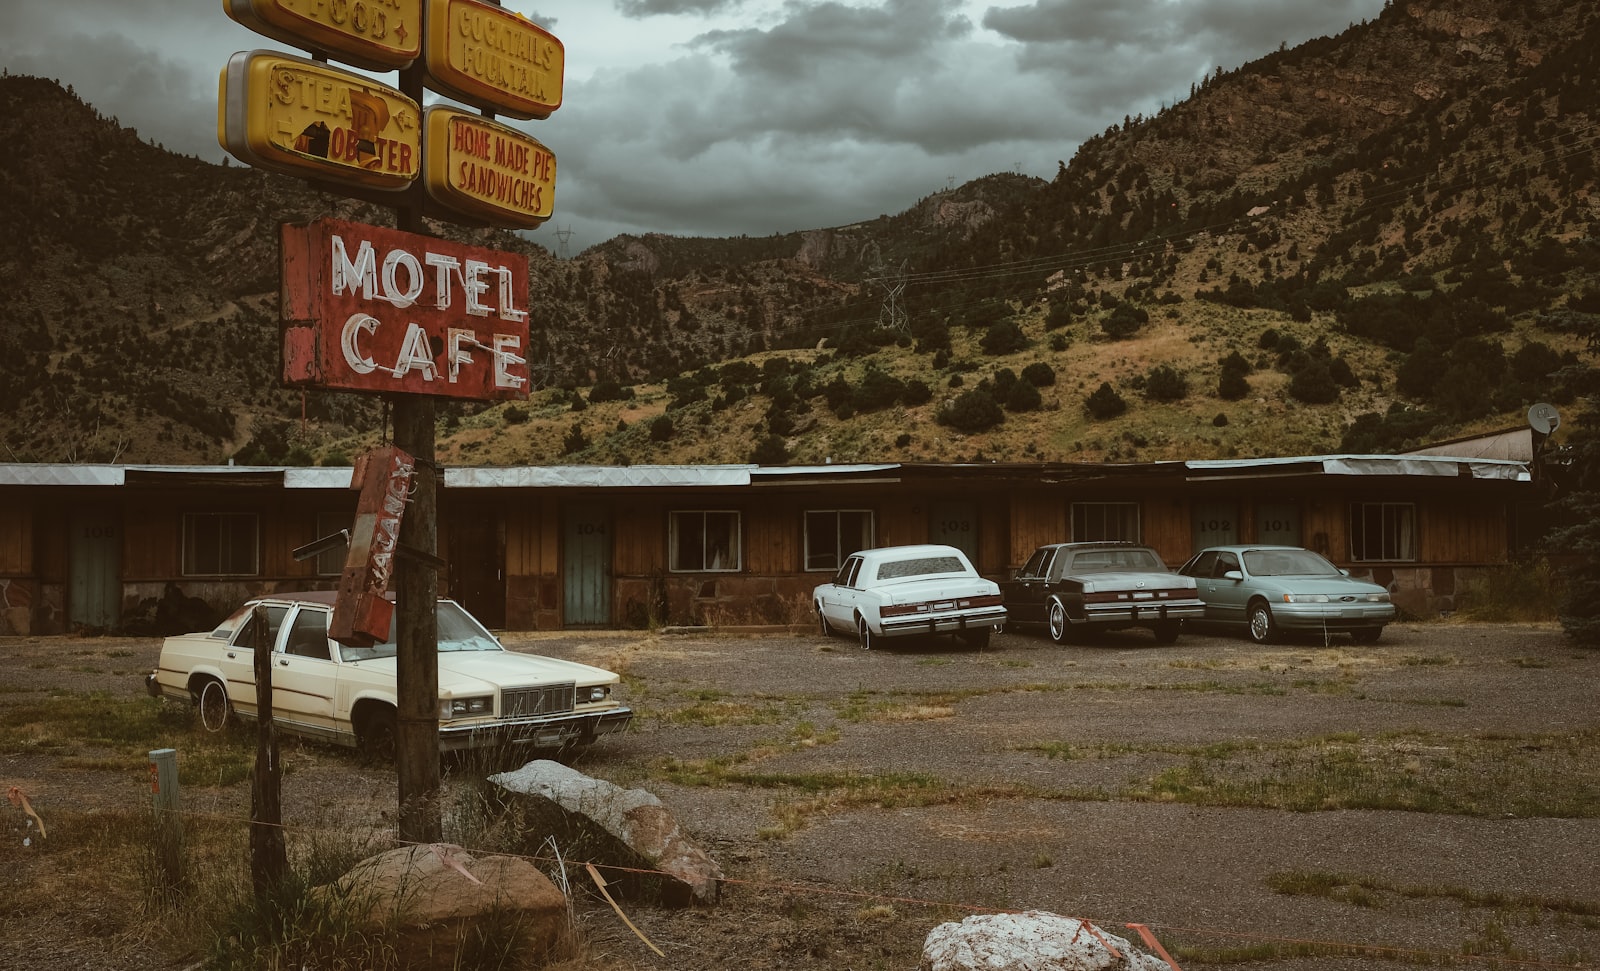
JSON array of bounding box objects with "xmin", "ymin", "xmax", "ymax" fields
[
  {"xmin": 357, "ymin": 706, "xmax": 398, "ymax": 763},
  {"xmin": 856, "ymin": 615, "xmax": 875, "ymax": 651},
  {"xmin": 958, "ymin": 626, "xmax": 991, "ymax": 649},
  {"xmin": 1153, "ymin": 620, "xmax": 1181, "ymax": 645},
  {"xmin": 1047, "ymin": 600, "xmax": 1074, "ymax": 645},
  {"xmin": 196, "ymin": 677, "xmax": 231, "ymax": 733},
  {"xmin": 1351, "ymin": 626, "xmax": 1383, "ymax": 644},
  {"xmin": 817, "ymin": 607, "xmax": 836, "ymax": 638},
  {"xmin": 1248, "ymin": 601, "xmax": 1278, "ymax": 645}
]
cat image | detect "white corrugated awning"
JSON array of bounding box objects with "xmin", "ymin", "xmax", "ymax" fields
[
  {"xmin": 284, "ymin": 468, "xmax": 358, "ymax": 489},
  {"xmin": 1187, "ymin": 454, "xmax": 1530, "ymax": 482},
  {"xmin": 445, "ymin": 465, "xmax": 757, "ymax": 488},
  {"xmin": 0, "ymin": 464, "xmax": 127, "ymax": 486}
]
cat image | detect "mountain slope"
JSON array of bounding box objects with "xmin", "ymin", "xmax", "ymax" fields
[{"xmin": 2, "ymin": 0, "xmax": 1598, "ymax": 467}]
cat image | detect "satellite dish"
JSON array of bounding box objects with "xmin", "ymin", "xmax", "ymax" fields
[{"xmin": 1527, "ymin": 402, "xmax": 1560, "ymax": 435}]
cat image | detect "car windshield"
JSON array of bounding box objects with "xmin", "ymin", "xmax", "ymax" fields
[
  {"xmin": 1066, "ymin": 549, "xmax": 1164, "ymax": 573},
  {"xmin": 1243, "ymin": 549, "xmax": 1341, "ymax": 577},
  {"xmin": 875, "ymin": 555, "xmax": 967, "ymax": 581},
  {"xmin": 337, "ymin": 601, "xmax": 502, "ymax": 661}
]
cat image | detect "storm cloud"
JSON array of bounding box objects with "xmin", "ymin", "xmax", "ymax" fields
[{"xmin": 0, "ymin": 0, "xmax": 1386, "ymax": 249}]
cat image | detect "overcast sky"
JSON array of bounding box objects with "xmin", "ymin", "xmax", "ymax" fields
[{"xmin": 3, "ymin": 0, "xmax": 1385, "ymax": 254}]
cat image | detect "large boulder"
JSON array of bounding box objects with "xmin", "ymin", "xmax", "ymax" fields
[
  {"xmin": 921, "ymin": 910, "xmax": 1171, "ymax": 971},
  {"xmin": 317, "ymin": 842, "xmax": 568, "ymax": 971},
  {"xmin": 490, "ymin": 759, "xmax": 723, "ymax": 906}
]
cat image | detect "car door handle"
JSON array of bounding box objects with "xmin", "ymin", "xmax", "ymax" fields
[{"xmin": 278, "ymin": 659, "xmax": 290, "ymax": 666}]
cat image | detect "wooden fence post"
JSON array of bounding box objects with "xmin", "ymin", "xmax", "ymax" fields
[{"xmin": 148, "ymin": 747, "xmax": 182, "ymax": 894}]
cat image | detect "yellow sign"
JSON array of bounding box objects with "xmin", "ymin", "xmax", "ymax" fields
[
  {"xmin": 424, "ymin": 0, "xmax": 563, "ymax": 120},
  {"xmin": 219, "ymin": 50, "xmax": 420, "ymax": 191},
  {"xmin": 423, "ymin": 106, "xmax": 555, "ymax": 228},
  {"xmin": 224, "ymin": 0, "xmax": 421, "ymax": 71}
]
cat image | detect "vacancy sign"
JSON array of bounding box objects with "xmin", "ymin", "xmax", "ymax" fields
[
  {"xmin": 423, "ymin": 106, "xmax": 555, "ymax": 228},
  {"xmin": 281, "ymin": 217, "xmax": 530, "ymax": 401},
  {"xmin": 224, "ymin": 0, "xmax": 422, "ymax": 71},
  {"xmin": 220, "ymin": 51, "xmax": 420, "ymax": 191},
  {"xmin": 423, "ymin": 0, "xmax": 563, "ymax": 120}
]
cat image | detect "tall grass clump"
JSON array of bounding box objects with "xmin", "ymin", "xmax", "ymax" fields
[{"xmin": 1454, "ymin": 557, "xmax": 1563, "ymax": 622}]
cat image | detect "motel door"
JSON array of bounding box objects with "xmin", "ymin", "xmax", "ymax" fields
[
  {"xmin": 448, "ymin": 510, "xmax": 506, "ymax": 629},
  {"xmin": 1191, "ymin": 501, "xmax": 1240, "ymax": 552},
  {"xmin": 928, "ymin": 501, "xmax": 979, "ymax": 566},
  {"xmin": 69, "ymin": 510, "xmax": 121, "ymax": 629},
  {"xmin": 563, "ymin": 504, "xmax": 611, "ymax": 628}
]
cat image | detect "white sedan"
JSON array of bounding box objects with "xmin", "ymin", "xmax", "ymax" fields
[
  {"xmin": 146, "ymin": 592, "xmax": 632, "ymax": 756},
  {"xmin": 813, "ymin": 544, "xmax": 1007, "ymax": 649}
]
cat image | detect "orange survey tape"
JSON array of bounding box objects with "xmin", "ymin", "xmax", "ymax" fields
[{"xmin": 7, "ymin": 786, "xmax": 46, "ymax": 841}]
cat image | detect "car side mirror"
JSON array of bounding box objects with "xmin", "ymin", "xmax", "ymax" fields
[
  {"xmin": 1222, "ymin": 570, "xmax": 1244, "ymax": 581},
  {"xmin": 1339, "ymin": 568, "xmax": 1351, "ymax": 577}
]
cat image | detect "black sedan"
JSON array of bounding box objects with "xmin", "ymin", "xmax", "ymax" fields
[{"xmin": 1002, "ymin": 542, "xmax": 1206, "ymax": 644}]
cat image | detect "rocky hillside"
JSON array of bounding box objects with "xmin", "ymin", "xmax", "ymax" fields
[{"xmin": 2, "ymin": 0, "xmax": 1598, "ymax": 467}]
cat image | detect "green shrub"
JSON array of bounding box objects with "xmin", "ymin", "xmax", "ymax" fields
[
  {"xmin": 1085, "ymin": 382, "xmax": 1127, "ymax": 419},
  {"xmin": 939, "ymin": 390, "xmax": 1004, "ymax": 433}
]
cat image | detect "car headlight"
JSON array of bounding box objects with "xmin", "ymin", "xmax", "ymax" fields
[
  {"xmin": 441, "ymin": 695, "xmax": 494, "ymax": 720},
  {"xmin": 1367, "ymin": 593, "xmax": 1390, "ymax": 603},
  {"xmin": 1283, "ymin": 593, "xmax": 1331, "ymax": 603},
  {"xmin": 583, "ymin": 685, "xmax": 611, "ymax": 703}
]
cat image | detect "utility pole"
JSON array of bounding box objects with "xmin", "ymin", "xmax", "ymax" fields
[{"xmin": 392, "ymin": 59, "xmax": 441, "ymax": 846}]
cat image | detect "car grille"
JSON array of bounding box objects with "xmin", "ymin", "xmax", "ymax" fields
[{"xmin": 502, "ymin": 683, "xmax": 576, "ymax": 718}]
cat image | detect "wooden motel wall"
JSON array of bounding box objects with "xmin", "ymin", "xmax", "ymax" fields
[{"xmin": 0, "ymin": 460, "xmax": 1533, "ymax": 636}]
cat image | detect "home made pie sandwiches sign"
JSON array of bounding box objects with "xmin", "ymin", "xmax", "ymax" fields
[{"xmin": 281, "ymin": 217, "xmax": 530, "ymax": 400}]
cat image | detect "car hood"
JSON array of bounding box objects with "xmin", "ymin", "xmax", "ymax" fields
[
  {"xmin": 351, "ymin": 651, "xmax": 618, "ymax": 693},
  {"xmin": 1250, "ymin": 575, "xmax": 1387, "ymax": 596}
]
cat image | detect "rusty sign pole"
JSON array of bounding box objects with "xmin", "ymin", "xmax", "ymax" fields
[{"xmin": 392, "ymin": 58, "xmax": 443, "ymax": 848}]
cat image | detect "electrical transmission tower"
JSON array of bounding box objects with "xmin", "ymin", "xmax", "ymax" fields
[
  {"xmin": 877, "ymin": 260, "xmax": 910, "ymax": 334},
  {"xmin": 553, "ymin": 225, "xmax": 573, "ymax": 260}
]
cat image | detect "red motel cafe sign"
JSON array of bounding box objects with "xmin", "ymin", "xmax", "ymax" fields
[
  {"xmin": 424, "ymin": 106, "xmax": 555, "ymax": 228},
  {"xmin": 220, "ymin": 51, "xmax": 420, "ymax": 190},
  {"xmin": 281, "ymin": 217, "xmax": 531, "ymax": 401}
]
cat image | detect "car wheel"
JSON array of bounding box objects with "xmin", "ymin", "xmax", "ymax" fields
[
  {"xmin": 196, "ymin": 677, "xmax": 231, "ymax": 733},
  {"xmin": 817, "ymin": 606, "xmax": 836, "ymax": 638},
  {"xmin": 357, "ymin": 706, "xmax": 398, "ymax": 763},
  {"xmin": 1153, "ymin": 620, "xmax": 1181, "ymax": 645},
  {"xmin": 1248, "ymin": 601, "xmax": 1278, "ymax": 645},
  {"xmin": 958, "ymin": 626, "xmax": 991, "ymax": 649},
  {"xmin": 1351, "ymin": 626, "xmax": 1383, "ymax": 644},
  {"xmin": 856, "ymin": 615, "xmax": 876, "ymax": 651},
  {"xmin": 1047, "ymin": 600, "xmax": 1073, "ymax": 645}
]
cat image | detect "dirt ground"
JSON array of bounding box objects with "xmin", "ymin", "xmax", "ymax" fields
[{"xmin": 3, "ymin": 620, "xmax": 1598, "ymax": 970}]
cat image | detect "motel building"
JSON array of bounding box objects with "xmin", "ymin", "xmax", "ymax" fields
[{"xmin": 0, "ymin": 429, "xmax": 1548, "ymax": 637}]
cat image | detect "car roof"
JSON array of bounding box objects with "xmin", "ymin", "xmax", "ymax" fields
[
  {"xmin": 1044, "ymin": 541, "xmax": 1149, "ymax": 550},
  {"xmin": 1195, "ymin": 545, "xmax": 1306, "ymax": 554}
]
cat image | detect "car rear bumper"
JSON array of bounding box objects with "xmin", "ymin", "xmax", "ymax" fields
[
  {"xmin": 1074, "ymin": 600, "xmax": 1207, "ymax": 626},
  {"xmin": 880, "ymin": 607, "xmax": 1008, "ymax": 637},
  {"xmin": 438, "ymin": 706, "xmax": 634, "ymax": 752}
]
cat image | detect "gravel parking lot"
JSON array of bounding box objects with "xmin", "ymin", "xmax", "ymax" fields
[{"xmin": 3, "ymin": 621, "xmax": 1598, "ymax": 970}]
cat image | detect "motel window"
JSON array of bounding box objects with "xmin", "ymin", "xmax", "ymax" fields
[
  {"xmin": 804, "ymin": 510, "xmax": 874, "ymax": 572},
  {"xmin": 1349, "ymin": 502, "xmax": 1417, "ymax": 562},
  {"xmin": 183, "ymin": 513, "xmax": 259, "ymax": 577},
  {"xmin": 314, "ymin": 511, "xmax": 349, "ymax": 577},
  {"xmin": 669, "ymin": 511, "xmax": 742, "ymax": 573},
  {"xmin": 1071, "ymin": 502, "xmax": 1141, "ymax": 543}
]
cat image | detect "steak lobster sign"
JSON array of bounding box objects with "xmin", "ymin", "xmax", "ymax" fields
[{"xmin": 281, "ymin": 216, "xmax": 531, "ymax": 400}]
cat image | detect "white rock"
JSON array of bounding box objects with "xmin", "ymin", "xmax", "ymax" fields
[{"xmin": 921, "ymin": 910, "xmax": 1170, "ymax": 971}]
